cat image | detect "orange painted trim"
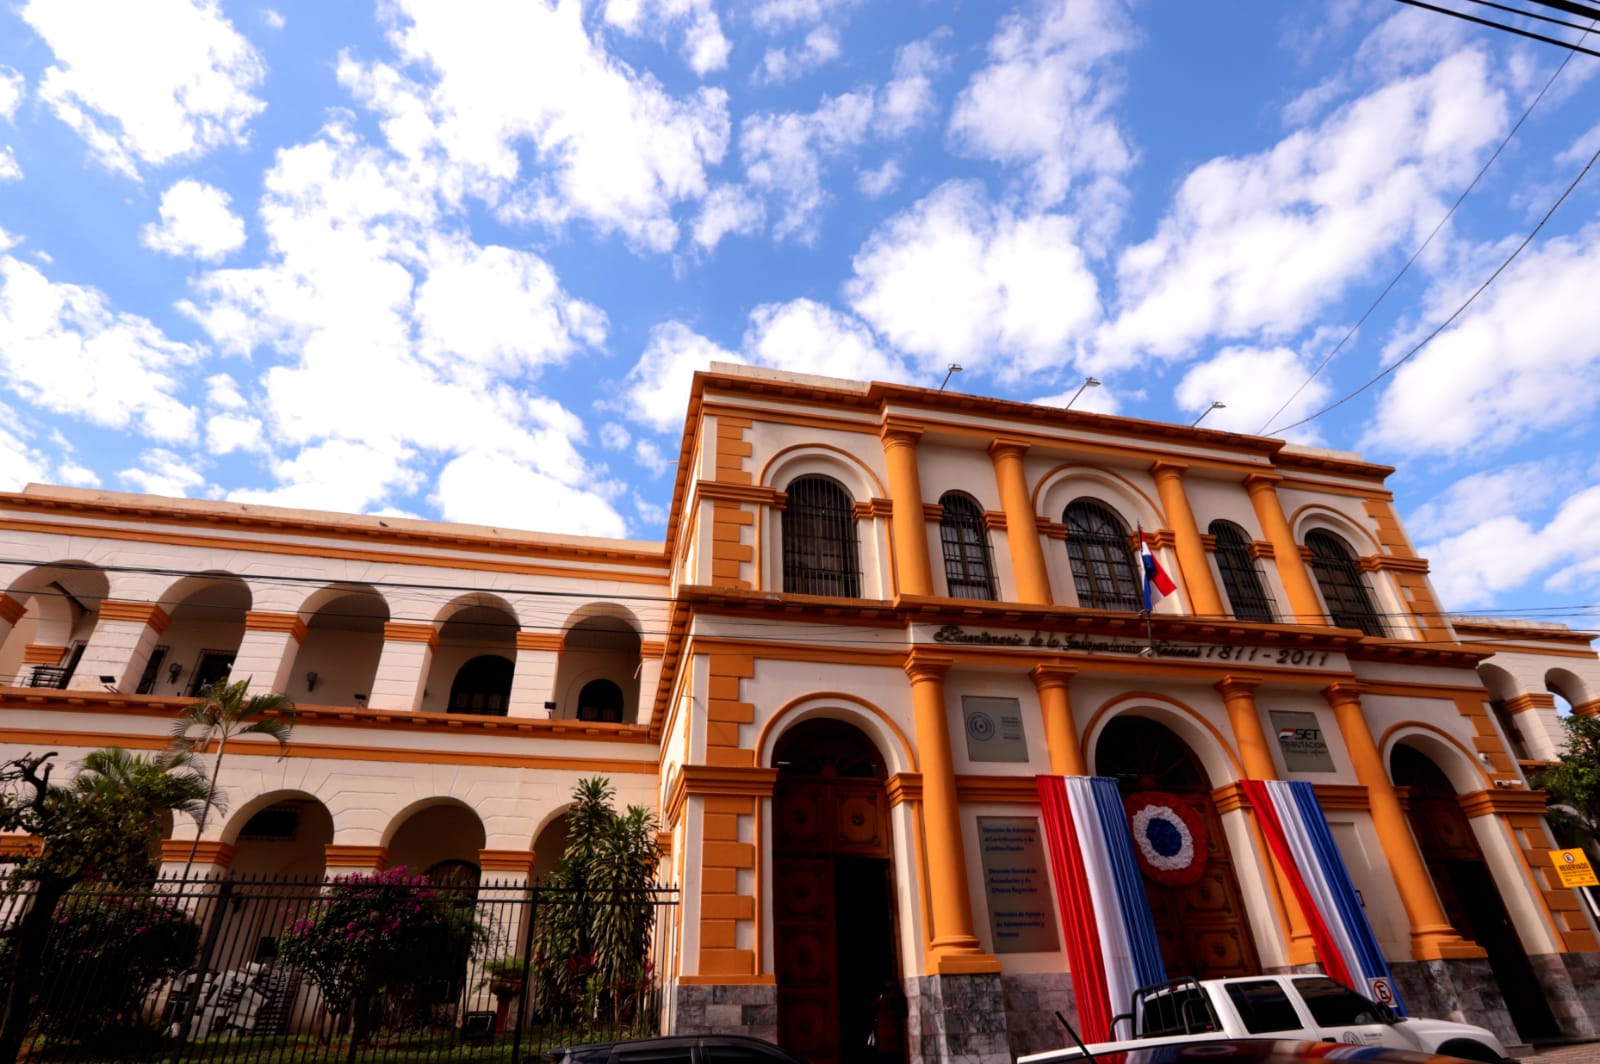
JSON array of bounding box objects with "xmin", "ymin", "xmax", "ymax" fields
[
  {"xmin": 0, "ymin": 517, "xmax": 670, "ymax": 587},
  {"xmin": 100, "ymin": 600, "xmax": 173, "ymax": 631},
  {"xmin": 0, "ymin": 834, "xmax": 42, "ymax": 857},
  {"xmin": 1457, "ymin": 788, "xmax": 1550, "ymax": 816},
  {"xmin": 886, "ymin": 771, "xmax": 922, "ymax": 805},
  {"xmin": 1311, "ymin": 785, "xmax": 1371, "ymax": 810},
  {"xmin": 754, "ymin": 690, "xmax": 917, "ymax": 774},
  {"xmin": 1030, "ymin": 462, "xmax": 1166, "ymax": 525},
  {"xmin": 325, "ymin": 844, "xmax": 390, "ymax": 870},
  {"xmin": 676, "ymin": 974, "xmax": 777, "ymax": 986},
  {"xmin": 754, "ymin": 441, "xmax": 887, "ymax": 498},
  {"xmin": 1283, "ymin": 504, "xmax": 1385, "ymax": 555},
  {"xmin": 382, "ymin": 621, "xmax": 440, "ymax": 646},
  {"xmin": 1374, "ymin": 721, "xmax": 1496, "ymax": 788},
  {"xmin": 21, "ymin": 644, "xmax": 66, "ymax": 665},
  {"xmin": 1451, "ymin": 619, "xmax": 1599, "ymax": 647},
  {"xmin": 640, "ymin": 640, "xmax": 665, "ymax": 660},
  {"xmin": 161, "ymin": 839, "xmax": 237, "ymax": 866},
  {"xmin": 516, "ymin": 631, "xmax": 563, "ymax": 652},
  {"xmin": 1504, "ymin": 692, "xmax": 1557, "ymax": 713},
  {"xmin": 0, "ymin": 594, "xmax": 26, "ymax": 625},
  {"xmin": 243, "ymin": 610, "xmax": 307, "ymax": 640},
  {"xmin": 954, "ymin": 775, "xmax": 1040, "ymax": 804},
  {"xmin": 479, "ymin": 849, "xmax": 536, "ymax": 874}
]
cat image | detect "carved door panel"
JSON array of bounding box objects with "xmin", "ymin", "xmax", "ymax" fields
[
  {"xmin": 1141, "ymin": 795, "xmax": 1260, "ymax": 979},
  {"xmin": 775, "ymin": 855, "xmax": 839, "ymax": 1062}
]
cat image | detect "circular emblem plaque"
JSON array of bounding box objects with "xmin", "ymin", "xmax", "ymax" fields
[{"xmin": 1125, "ymin": 790, "xmax": 1208, "ymax": 887}]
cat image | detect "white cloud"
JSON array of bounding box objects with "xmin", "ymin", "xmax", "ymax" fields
[
  {"xmin": 634, "ymin": 438, "xmax": 671, "ymax": 475},
  {"xmin": 22, "ymin": 0, "xmax": 266, "ymax": 177},
  {"xmin": 845, "ymin": 180, "xmax": 1101, "ymax": 381},
  {"xmin": 0, "ymin": 256, "xmax": 200, "ymax": 442},
  {"xmin": 1030, "ymin": 380, "xmax": 1124, "ymax": 415},
  {"xmin": 617, "ymin": 321, "xmax": 742, "ymax": 433},
  {"xmin": 1419, "ymin": 484, "xmax": 1600, "ymax": 607},
  {"xmin": 857, "ymin": 160, "xmax": 901, "ymax": 198},
  {"xmin": 744, "ymin": 298, "xmax": 908, "ymax": 383},
  {"xmin": 0, "ymin": 405, "xmax": 51, "ymax": 491},
  {"xmin": 0, "ymin": 149, "xmax": 19, "ymax": 183},
  {"xmin": 1101, "ymin": 47, "xmax": 1507, "ymax": 363},
  {"xmin": 141, "ymin": 179, "xmax": 247, "ymax": 260},
  {"xmin": 341, "ymin": 0, "xmax": 730, "ymax": 253},
  {"xmin": 949, "ymin": 0, "xmax": 1136, "ymax": 217},
  {"xmin": 230, "ymin": 439, "xmax": 421, "ymax": 514},
  {"xmin": 692, "ymin": 184, "xmax": 765, "ymax": 250},
  {"xmin": 603, "ymin": 0, "xmax": 729, "ymax": 76},
  {"xmin": 750, "ymin": 0, "xmax": 863, "ymax": 32},
  {"xmin": 1406, "ymin": 460, "xmax": 1569, "ymax": 541},
  {"xmin": 0, "ymin": 68, "xmax": 24, "ymax": 120},
  {"xmin": 1173, "ymin": 346, "xmax": 1332, "ymax": 443},
  {"xmin": 118, "ymin": 449, "xmax": 209, "ymax": 498},
  {"xmin": 1366, "ymin": 223, "xmax": 1600, "ymax": 456},
  {"xmin": 878, "ymin": 37, "xmax": 944, "ymax": 138},
  {"xmin": 260, "ymin": 8, "xmax": 284, "ymax": 30},
  {"xmin": 741, "ymin": 91, "xmax": 875, "ymax": 241},
  {"xmin": 756, "ymin": 26, "xmax": 841, "ymax": 85},
  {"xmin": 601, "ymin": 423, "xmax": 631, "ymax": 450},
  {"xmin": 432, "ymin": 449, "xmax": 627, "ymax": 537}
]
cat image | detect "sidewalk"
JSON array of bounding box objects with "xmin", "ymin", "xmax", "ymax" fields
[{"xmin": 1524, "ymin": 1043, "xmax": 1600, "ymax": 1064}]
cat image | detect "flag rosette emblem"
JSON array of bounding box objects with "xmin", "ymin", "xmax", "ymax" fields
[{"xmin": 1125, "ymin": 791, "xmax": 1208, "ymax": 886}]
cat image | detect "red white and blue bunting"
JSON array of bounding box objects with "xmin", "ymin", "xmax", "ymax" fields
[{"xmin": 1125, "ymin": 791, "xmax": 1209, "ymax": 887}]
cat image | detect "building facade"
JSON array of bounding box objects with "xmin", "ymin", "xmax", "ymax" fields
[{"xmin": 1, "ymin": 363, "xmax": 1597, "ymax": 1063}]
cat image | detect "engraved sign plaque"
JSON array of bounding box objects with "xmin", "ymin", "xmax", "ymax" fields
[
  {"xmin": 978, "ymin": 816, "xmax": 1060, "ymax": 954},
  {"xmin": 963, "ymin": 696, "xmax": 1029, "ymax": 763}
]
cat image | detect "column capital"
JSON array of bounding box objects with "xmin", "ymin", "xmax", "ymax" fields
[
  {"xmin": 516, "ymin": 631, "xmax": 564, "ymax": 652},
  {"xmin": 383, "ymin": 621, "xmax": 441, "ymax": 647},
  {"xmin": 1574, "ymin": 698, "xmax": 1600, "ymax": 718},
  {"xmin": 904, "ymin": 650, "xmax": 953, "ymax": 682},
  {"xmin": 324, "ymin": 844, "xmax": 390, "ymax": 872},
  {"xmin": 880, "ymin": 420, "xmax": 924, "ymax": 447},
  {"xmin": 1216, "ymin": 675, "xmax": 1264, "ymax": 699},
  {"xmin": 479, "ymin": 848, "xmax": 537, "ymax": 876},
  {"xmin": 99, "ymin": 600, "xmax": 173, "ymax": 633},
  {"xmin": 1502, "ymin": 692, "xmax": 1556, "ymax": 714},
  {"xmin": 1244, "ymin": 471, "xmax": 1285, "ymax": 493},
  {"xmin": 161, "ymin": 839, "xmax": 236, "ymax": 868},
  {"xmin": 1149, "ymin": 459, "xmax": 1191, "ymax": 479},
  {"xmin": 987, "ymin": 437, "xmax": 1031, "ymax": 461},
  {"xmin": 1030, "ymin": 663, "xmax": 1079, "ymax": 691},
  {"xmin": 1323, "ymin": 680, "xmax": 1368, "ymax": 707}
]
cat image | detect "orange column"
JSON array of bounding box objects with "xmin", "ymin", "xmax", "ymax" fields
[
  {"xmin": 1324, "ymin": 682, "xmax": 1481, "ymax": 960},
  {"xmin": 1245, "ymin": 473, "xmax": 1324, "ymax": 625},
  {"xmin": 881, "ymin": 423, "xmax": 933, "ymax": 597},
  {"xmin": 1217, "ymin": 677, "xmax": 1314, "ymax": 964},
  {"xmin": 989, "ymin": 439, "xmax": 1052, "ymax": 604},
  {"xmin": 1032, "ymin": 664, "xmax": 1084, "ymax": 776},
  {"xmin": 905, "ymin": 650, "xmax": 1000, "ymax": 974},
  {"xmin": 1151, "ymin": 461, "xmax": 1223, "ymax": 619}
]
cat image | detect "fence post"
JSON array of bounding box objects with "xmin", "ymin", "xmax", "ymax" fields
[
  {"xmin": 170, "ymin": 875, "xmax": 235, "ymax": 1064},
  {"xmin": 510, "ymin": 882, "xmax": 539, "ymax": 1064}
]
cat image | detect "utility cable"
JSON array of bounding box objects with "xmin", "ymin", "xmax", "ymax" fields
[{"xmin": 1259, "ymin": 21, "xmax": 1589, "ymax": 434}]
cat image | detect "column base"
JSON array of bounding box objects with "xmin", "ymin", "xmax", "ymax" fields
[
  {"xmin": 669, "ymin": 981, "xmax": 777, "ymax": 1044},
  {"xmin": 1390, "ymin": 957, "xmax": 1521, "ymax": 1050},
  {"xmin": 908, "ymin": 971, "xmax": 1011, "ymax": 1064},
  {"xmin": 1410, "ymin": 927, "xmax": 1489, "ymax": 961},
  {"xmin": 1528, "ymin": 951, "xmax": 1600, "ymax": 1038},
  {"xmin": 925, "ymin": 944, "xmax": 1003, "ymax": 975},
  {"xmin": 999, "ymin": 971, "xmax": 1077, "ymax": 1060}
]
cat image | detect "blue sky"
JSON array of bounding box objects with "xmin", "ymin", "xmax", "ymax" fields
[{"xmin": 1, "ymin": 0, "xmax": 1598, "ymax": 628}]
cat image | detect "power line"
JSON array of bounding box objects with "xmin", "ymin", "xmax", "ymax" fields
[
  {"xmin": 1259, "ymin": 18, "xmax": 1590, "ymax": 434},
  {"xmin": 1269, "ymin": 126, "xmax": 1600, "ymax": 434},
  {"xmin": 1392, "ymin": 0, "xmax": 1600, "ymax": 57}
]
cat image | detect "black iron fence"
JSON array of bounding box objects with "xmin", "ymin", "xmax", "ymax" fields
[{"xmin": 0, "ymin": 872, "xmax": 678, "ymax": 1063}]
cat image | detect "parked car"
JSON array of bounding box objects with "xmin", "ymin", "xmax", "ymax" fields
[
  {"xmin": 1018, "ymin": 976, "xmax": 1512, "ymax": 1064},
  {"xmin": 1032, "ymin": 1040, "xmax": 1514, "ymax": 1064},
  {"xmin": 546, "ymin": 1034, "xmax": 807, "ymax": 1064}
]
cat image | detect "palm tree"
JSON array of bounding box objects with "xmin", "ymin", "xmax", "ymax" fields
[{"xmin": 170, "ymin": 678, "xmax": 295, "ymax": 877}]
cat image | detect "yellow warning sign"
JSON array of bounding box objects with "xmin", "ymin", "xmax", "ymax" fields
[{"xmin": 1550, "ymin": 848, "xmax": 1599, "ymax": 888}]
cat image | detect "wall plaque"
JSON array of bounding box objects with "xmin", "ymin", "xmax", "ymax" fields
[
  {"xmin": 978, "ymin": 817, "xmax": 1059, "ymax": 954},
  {"xmin": 962, "ymin": 696, "xmax": 1028, "ymax": 762},
  {"xmin": 1270, "ymin": 710, "xmax": 1336, "ymax": 772}
]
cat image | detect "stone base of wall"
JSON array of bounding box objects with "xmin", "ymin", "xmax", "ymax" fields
[
  {"xmin": 670, "ymin": 982, "xmax": 778, "ymax": 1045},
  {"xmin": 1000, "ymin": 971, "xmax": 1077, "ymax": 1060},
  {"xmin": 1528, "ymin": 951, "xmax": 1600, "ymax": 1038},
  {"xmin": 906, "ymin": 972, "xmax": 1011, "ymax": 1064},
  {"xmin": 1390, "ymin": 957, "xmax": 1520, "ymax": 1049}
]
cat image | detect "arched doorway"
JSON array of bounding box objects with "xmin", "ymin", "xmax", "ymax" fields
[
  {"xmin": 448, "ymin": 654, "xmax": 513, "ymax": 715},
  {"xmin": 772, "ymin": 719, "xmax": 901, "ymax": 1064},
  {"xmin": 1095, "ymin": 716, "xmax": 1260, "ymax": 978},
  {"xmin": 1391, "ymin": 745, "xmax": 1560, "ymax": 1040}
]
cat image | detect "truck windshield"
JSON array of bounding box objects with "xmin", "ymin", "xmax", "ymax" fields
[
  {"xmin": 1295, "ymin": 977, "xmax": 1392, "ymax": 1026},
  {"xmin": 1223, "ymin": 981, "xmax": 1302, "ymax": 1034}
]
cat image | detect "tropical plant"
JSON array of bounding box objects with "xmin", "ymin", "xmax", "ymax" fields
[
  {"xmin": 0, "ymin": 748, "xmax": 212, "ymax": 1061},
  {"xmin": 531, "ymin": 778, "xmax": 661, "ymax": 1033},
  {"xmin": 278, "ymin": 866, "xmax": 483, "ymax": 1053},
  {"xmin": 169, "ymin": 677, "xmax": 295, "ymax": 875},
  {"xmin": 1533, "ymin": 713, "xmax": 1600, "ymax": 851}
]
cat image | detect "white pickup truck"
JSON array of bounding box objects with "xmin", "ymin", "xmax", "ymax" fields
[{"xmin": 1019, "ymin": 976, "xmax": 1512, "ymax": 1064}]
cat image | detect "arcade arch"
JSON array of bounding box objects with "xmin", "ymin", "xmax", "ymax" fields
[
  {"xmin": 289, "ymin": 584, "xmax": 388, "ymax": 706},
  {"xmin": 0, "ymin": 562, "xmax": 109, "ymax": 687},
  {"xmin": 553, "ymin": 614, "xmax": 641, "ymax": 723}
]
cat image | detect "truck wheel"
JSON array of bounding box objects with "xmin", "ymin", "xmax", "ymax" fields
[{"xmin": 1436, "ymin": 1039, "xmax": 1500, "ymax": 1062}]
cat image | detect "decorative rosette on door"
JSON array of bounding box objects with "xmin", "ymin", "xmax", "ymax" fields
[{"xmin": 1124, "ymin": 790, "xmax": 1209, "ymax": 887}]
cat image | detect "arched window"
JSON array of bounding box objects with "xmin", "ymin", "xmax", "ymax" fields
[
  {"xmin": 1306, "ymin": 530, "xmax": 1385, "ymax": 636},
  {"xmin": 938, "ymin": 492, "xmax": 996, "ymax": 600},
  {"xmin": 577, "ymin": 678, "xmax": 624, "ymax": 723},
  {"xmin": 782, "ymin": 475, "xmax": 861, "ymax": 597},
  {"xmin": 1064, "ymin": 499, "xmax": 1141, "ymax": 611},
  {"xmin": 1209, "ymin": 520, "xmax": 1274, "ymax": 623},
  {"xmin": 448, "ymin": 654, "xmax": 513, "ymax": 715}
]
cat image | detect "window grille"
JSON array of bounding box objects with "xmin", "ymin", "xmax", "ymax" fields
[
  {"xmin": 1210, "ymin": 520, "xmax": 1275, "ymax": 623},
  {"xmin": 1064, "ymin": 499, "xmax": 1142, "ymax": 611},
  {"xmin": 938, "ymin": 492, "xmax": 996, "ymax": 600},
  {"xmin": 782, "ymin": 475, "xmax": 861, "ymax": 597},
  {"xmin": 1306, "ymin": 530, "xmax": 1385, "ymax": 636}
]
